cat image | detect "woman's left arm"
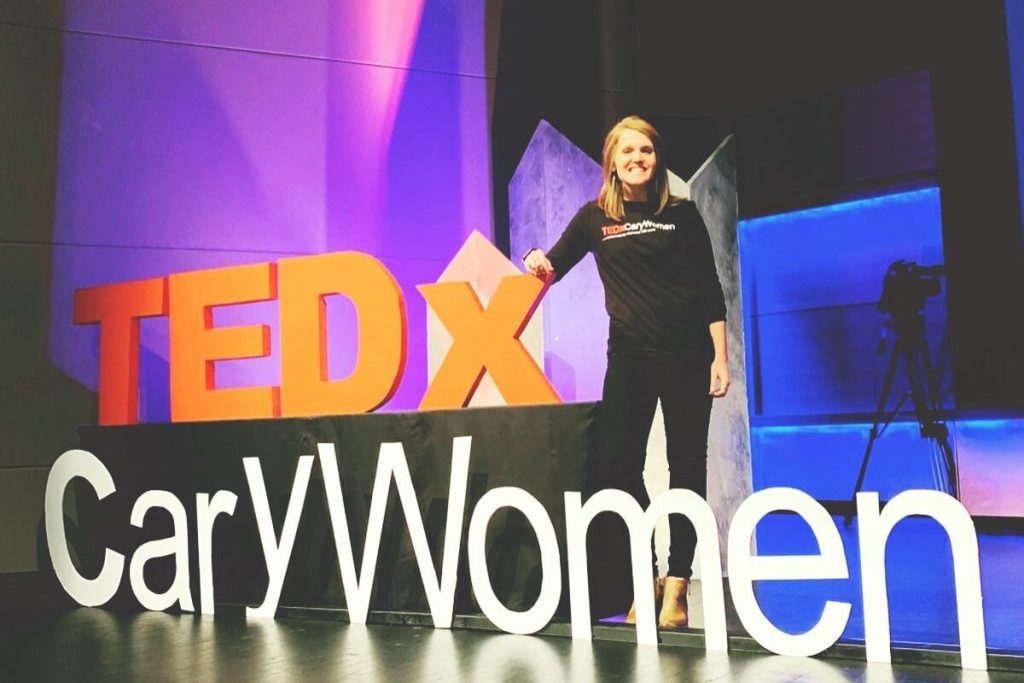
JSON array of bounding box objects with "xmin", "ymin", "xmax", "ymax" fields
[
  {"xmin": 709, "ymin": 320, "xmax": 730, "ymax": 397},
  {"xmin": 685, "ymin": 201, "xmax": 730, "ymax": 398}
]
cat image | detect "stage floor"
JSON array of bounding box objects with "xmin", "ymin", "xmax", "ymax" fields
[{"xmin": 3, "ymin": 608, "xmax": 1021, "ymax": 683}]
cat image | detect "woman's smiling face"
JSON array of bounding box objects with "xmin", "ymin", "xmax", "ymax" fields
[{"xmin": 613, "ymin": 128, "xmax": 656, "ymax": 195}]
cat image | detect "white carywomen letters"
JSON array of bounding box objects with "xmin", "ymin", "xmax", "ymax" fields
[{"xmin": 44, "ymin": 440, "xmax": 989, "ymax": 671}]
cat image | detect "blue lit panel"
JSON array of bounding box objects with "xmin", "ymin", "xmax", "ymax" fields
[
  {"xmin": 740, "ymin": 189, "xmax": 944, "ymax": 315},
  {"xmin": 753, "ymin": 298, "xmax": 950, "ymax": 416},
  {"xmin": 751, "ymin": 422, "xmax": 946, "ymax": 501},
  {"xmin": 752, "ymin": 417, "xmax": 1024, "ymax": 517},
  {"xmin": 739, "ymin": 188, "xmax": 948, "ymax": 416}
]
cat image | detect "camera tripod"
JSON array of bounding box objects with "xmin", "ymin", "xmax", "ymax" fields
[{"xmin": 843, "ymin": 308, "xmax": 957, "ymax": 527}]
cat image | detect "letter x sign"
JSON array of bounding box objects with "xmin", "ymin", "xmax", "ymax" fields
[{"xmin": 418, "ymin": 275, "xmax": 559, "ymax": 409}]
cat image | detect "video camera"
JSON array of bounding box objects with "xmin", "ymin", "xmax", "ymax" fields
[{"xmin": 878, "ymin": 259, "xmax": 944, "ymax": 317}]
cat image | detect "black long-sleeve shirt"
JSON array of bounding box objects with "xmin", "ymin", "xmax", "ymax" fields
[{"xmin": 546, "ymin": 198, "xmax": 726, "ymax": 359}]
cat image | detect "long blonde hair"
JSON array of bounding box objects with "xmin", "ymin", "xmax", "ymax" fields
[{"xmin": 597, "ymin": 115, "xmax": 673, "ymax": 222}]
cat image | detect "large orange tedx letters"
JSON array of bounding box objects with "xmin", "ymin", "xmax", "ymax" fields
[
  {"xmin": 278, "ymin": 252, "xmax": 407, "ymax": 415},
  {"xmin": 73, "ymin": 277, "xmax": 168, "ymax": 425},
  {"xmin": 417, "ymin": 274, "xmax": 559, "ymax": 409},
  {"xmin": 168, "ymin": 262, "xmax": 279, "ymax": 422}
]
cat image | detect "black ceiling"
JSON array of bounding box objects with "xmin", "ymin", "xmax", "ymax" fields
[{"xmin": 635, "ymin": 1, "xmax": 946, "ymax": 115}]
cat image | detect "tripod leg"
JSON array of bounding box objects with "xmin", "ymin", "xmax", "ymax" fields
[
  {"xmin": 904, "ymin": 347, "xmax": 932, "ymax": 427},
  {"xmin": 937, "ymin": 437, "xmax": 958, "ymax": 498},
  {"xmin": 921, "ymin": 344, "xmax": 958, "ymax": 493},
  {"xmin": 917, "ymin": 341, "xmax": 959, "ymax": 496},
  {"xmin": 904, "ymin": 346, "xmax": 958, "ymax": 497},
  {"xmin": 845, "ymin": 345, "xmax": 901, "ymax": 527},
  {"xmin": 917, "ymin": 338, "xmax": 945, "ymax": 413}
]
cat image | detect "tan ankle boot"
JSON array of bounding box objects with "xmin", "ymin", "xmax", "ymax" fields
[
  {"xmin": 625, "ymin": 577, "xmax": 664, "ymax": 624},
  {"xmin": 658, "ymin": 577, "xmax": 689, "ymax": 629}
]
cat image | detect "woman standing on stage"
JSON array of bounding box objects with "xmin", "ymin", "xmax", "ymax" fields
[{"xmin": 523, "ymin": 115, "xmax": 729, "ymax": 629}]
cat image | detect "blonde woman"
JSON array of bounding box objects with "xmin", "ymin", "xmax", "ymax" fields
[{"xmin": 524, "ymin": 115, "xmax": 729, "ymax": 628}]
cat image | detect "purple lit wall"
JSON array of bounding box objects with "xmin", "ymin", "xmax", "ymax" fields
[{"xmin": 48, "ymin": 0, "xmax": 495, "ymax": 417}]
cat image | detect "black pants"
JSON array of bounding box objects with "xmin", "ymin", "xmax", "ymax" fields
[{"xmin": 588, "ymin": 354, "xmax": 713, "ymax": 579}]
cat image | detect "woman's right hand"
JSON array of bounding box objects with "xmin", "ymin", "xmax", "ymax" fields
[{"xmin": 523, "ymin": 249, "xmax": 555, "ymax": 280}]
